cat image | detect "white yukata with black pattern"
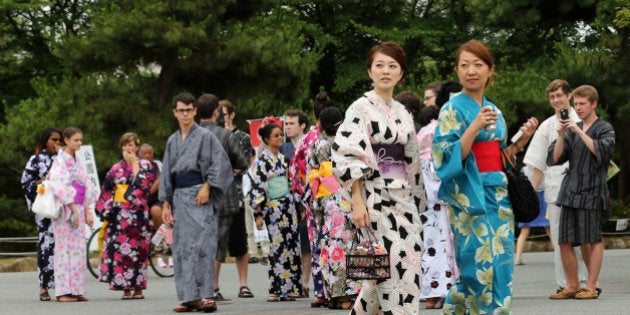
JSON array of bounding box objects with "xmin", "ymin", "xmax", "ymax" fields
[{"xmin": 332, "ymin": 90, "xmax": 426, "ymax": 315}]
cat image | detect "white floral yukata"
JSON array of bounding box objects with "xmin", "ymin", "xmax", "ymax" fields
[{"xmin": 332, "ymin": 91, "xmax": 426, "ymax": 315}]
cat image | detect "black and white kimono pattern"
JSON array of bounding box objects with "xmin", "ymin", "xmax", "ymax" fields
[{"xmin": 332, "ymin": 90, "xmax": 426, "ymax": 315}]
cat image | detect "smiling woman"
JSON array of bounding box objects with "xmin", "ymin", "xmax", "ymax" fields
[{"xmin": 331, "ymin": 41, "xmax": 426, "ymax": 314}]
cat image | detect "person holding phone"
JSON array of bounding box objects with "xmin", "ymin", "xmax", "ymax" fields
[
  {"xmin": 432, "ymin": 40, "xmax": 538, "ymax": 313},
  {"xmin": 548, "ymin": 85, "xmax": 615, "ymax": 300},
  {"xmin": 523, "ymin": 79, "xmax": 589, "ymax": 295}
]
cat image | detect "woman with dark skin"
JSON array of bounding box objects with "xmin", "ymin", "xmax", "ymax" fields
[{"xmin": 21, "ymin": 127, "xmax": 63, "ymax": 301}]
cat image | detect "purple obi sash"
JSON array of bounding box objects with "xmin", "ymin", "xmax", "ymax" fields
[
  {"xmin": 372, "ymin": 143, "xmax": 405, "ymax": 180},
  {"xmin": 72, "ymin": 182, "xmax": 86, "ymax": 205}
]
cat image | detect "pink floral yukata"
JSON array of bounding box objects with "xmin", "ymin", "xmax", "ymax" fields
[
  {"xmin": 48, "ymin": 148, "xmax": 98, "ymax": 298},
  {"xmin": 96, "ymin": 158, "xmax": 157, "ymax": 291},
  {"xmin": 289, "ymin": 126, "xmax": 325, "ymax": 297}
]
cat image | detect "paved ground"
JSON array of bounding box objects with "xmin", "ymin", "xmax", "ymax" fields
[{"xmin": 2, "ymin": 249, "xmax": 629, "ymax": 314}]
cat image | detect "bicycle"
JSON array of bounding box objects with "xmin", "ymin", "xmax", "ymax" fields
[{"xmin": 86, "ymin": 221, "xmax": 174, "ymax": 278}]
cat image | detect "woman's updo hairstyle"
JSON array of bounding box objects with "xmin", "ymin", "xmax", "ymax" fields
[
  {"xmin": 318, "ymin": 107, "xmax": 343, "ymax": 137},
  {"xmin": 314, "ymin": 91, "xmax": 334, "ymax": 120},
  {"xmin": 258, "ymin": 123, "xmax": 281, "ymax": 145}
]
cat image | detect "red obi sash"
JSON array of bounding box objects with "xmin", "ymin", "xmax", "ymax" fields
[{"xmin": 471, "ymin": 141, "xmax": 501, "ymax": 173}]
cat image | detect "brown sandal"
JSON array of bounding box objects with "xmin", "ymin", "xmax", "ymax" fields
[
  {"xmin": 173, "ymin": 300, "xmax": 201, "ymax": 312},
  {"xmin": 122, "ymin": 291, "xmax": 132, "ymax": 300},
  {"xmin": 199, "ymin": 299, "xmax": 217, "ymax": 312}
]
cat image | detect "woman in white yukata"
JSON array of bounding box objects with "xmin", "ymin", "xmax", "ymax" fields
[
  {"xmin": 48, "ymin": 127, "xmax": 98, "ymax": 302},
  {"xmin": 332, "ymin": 41, "xmax": 426, "ymax": 315},
  {"xmin": 416, "ymin": 105, "xmax": 457, "ymax": 309}
]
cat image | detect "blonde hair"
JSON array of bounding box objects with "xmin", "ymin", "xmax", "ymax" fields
[{"xmin": 572, "ymin": 85, "xmax": 598, "ymax": 103}]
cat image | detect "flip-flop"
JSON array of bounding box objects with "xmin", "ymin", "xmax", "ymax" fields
[
  {"xmin": 39, "ymin": 291, "xmax": 51, "ymax": 301},
  {"xmin": 132, "ymin": 294, "xmax": 144, "ymax": 299},
  {"xmin": 121, "ymin": 292, "xmax": 132, "ymax": 300}
]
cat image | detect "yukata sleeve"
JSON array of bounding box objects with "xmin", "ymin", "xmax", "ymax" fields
[
  {"xmin": 82, "ymin": 162, "xmax": 99, "ymax": 208},
  {"xmin": 95, "ymin": 163, "xmax": 117, "ymax": 220},
  {"xmin": 304, "ymin": 141, "xmax": 321, "ymax": 206},
  {"xmin": 404, "ymin": 119, "xmax": 427, "ymax": 213},
  {"xmin": 159, "ymin": 137, "xmax": 174, "ymax": 204},
  {"xmin": 592, "ymin": 122, "xmax": 615, "ymax": 167},
  {"xmin": 547, "ymin": 135, "xmax": 571, "ymax": 166},
  {"xmin": 246, "ymin": 157, "xmax": 268, "ymax": 215},
  {"xmin": 126, "ymin": 160, "xmax": 157, "ymax": 208},
  {"xmin": 289, "ymin": 133, "xmax": 311, "ymax": 203},
  {"xmin": 331, "ymin": 102, "xmax": 375, "ymax": 201},
  {"xmin": 48, "ymin": 156, "xmax": 77, "ymax": 220},
  {"xmin": 523, "ymin": 122, "xmax": 550, "ymax": 172},
  {"xmin": 21, "ymin": 154, "xmax": 43, "ymax": 206},
  {"xmin": 432, "ymin": 103, "xmax": 486, "ymax": 215}
]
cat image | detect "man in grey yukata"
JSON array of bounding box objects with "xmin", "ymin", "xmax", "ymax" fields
[{"xmin": 159, "ymin": 92, "xmax": 234, "ymax": 313}]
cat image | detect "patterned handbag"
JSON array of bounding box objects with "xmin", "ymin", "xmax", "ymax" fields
[
  {"xmin": 501, "ymin": 149, "xmax": 540, "ymax": 223},
  {"xmin": 346, "ymin": 228, "xmax": 391, "ymax": 280}
]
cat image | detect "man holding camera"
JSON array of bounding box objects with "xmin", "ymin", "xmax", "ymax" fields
[
  {"xmin": 547, "ymin": 84, "xmax": 615, "ymax": 300},
  {"xmin": 523, "ymin": 79, "xmax": 589, "ymax": 295}
]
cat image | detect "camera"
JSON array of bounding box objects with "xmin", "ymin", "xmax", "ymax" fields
[{"xmin": 559, "ymin": 108, "xmax": 569, "ymax": 120}]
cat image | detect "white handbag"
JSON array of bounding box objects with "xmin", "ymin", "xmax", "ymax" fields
[
  {"xmin": 254, "ymin": 222, "xmax": 270, "ymax": 243},
  {"xmin": 32, "ymin": 180, "xmax": 63, "ymax": 219}
]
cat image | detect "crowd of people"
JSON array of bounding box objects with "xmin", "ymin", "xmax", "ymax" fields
[{"xmin": 19, "ymin": 38, "xmax": 615, "ymax": 314}]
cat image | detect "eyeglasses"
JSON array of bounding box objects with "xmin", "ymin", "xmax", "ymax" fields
[
  {"xmin": 175, "ymin": 108, "xmax": 195, "ymax": 114},
  {"xmin": 49, "ymin": 138, "xmax": 61, "ymax": 142},
  {"xmin": 424, "ymin": 95, "xmax": 436, "ymax": 101}
]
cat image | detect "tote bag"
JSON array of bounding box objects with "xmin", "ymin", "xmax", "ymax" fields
[{"xmin": 32, "ymin": 180, "xmax": 62, "ymax": 219}]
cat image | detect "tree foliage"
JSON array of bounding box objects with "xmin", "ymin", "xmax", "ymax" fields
[{"xmin": 1, "ymin": 0, "xmax": 629, "ymax": 234}]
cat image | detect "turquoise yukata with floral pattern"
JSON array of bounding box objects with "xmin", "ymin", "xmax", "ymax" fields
[{"xmin": 432, "ymin": 93, "xmax": 514, "ymax": 314}]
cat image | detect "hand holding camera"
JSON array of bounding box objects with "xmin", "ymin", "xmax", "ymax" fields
[{"xmin": 559, "ymin": 108, "xmax": 569, "ymax": 120}]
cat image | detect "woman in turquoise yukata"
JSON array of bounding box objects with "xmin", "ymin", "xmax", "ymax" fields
[
  {"xmin": 247, "ymin": 121, "xmax": 302, "ymax": 302},
  {"xmin": 432, "ymin": 40, "xmax": 538, "ymax": 314}
]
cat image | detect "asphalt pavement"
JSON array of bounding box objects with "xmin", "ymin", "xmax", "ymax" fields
[{"xmin": 2, "ymin": 249, "xmax": 629, "ymax": 314}]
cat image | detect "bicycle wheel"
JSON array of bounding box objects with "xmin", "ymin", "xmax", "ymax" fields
[
  {"xmin": 86, "ymin": 228, "xmax": 102, "ymax": 279},
  {"xmin": 149, "ymin": 240, "xmax": 174, "ymax": 277}
]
